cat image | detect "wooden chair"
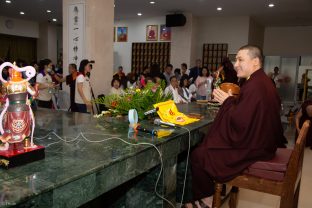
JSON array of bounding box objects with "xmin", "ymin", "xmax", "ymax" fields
[{"xmin": 212, "ymin": 120, "xmax": 310, "ymax": 208}]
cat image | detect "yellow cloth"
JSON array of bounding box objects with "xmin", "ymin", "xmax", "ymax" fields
[
  {"xmin": 153, "ymin": 100, "xmax": 199, "ymax": 125},
  {"xmin": 157, "ymin": 129, "xmax": 174, "ymax": 138}
]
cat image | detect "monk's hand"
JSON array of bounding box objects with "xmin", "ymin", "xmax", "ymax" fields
[{"xmin": 213, "ymin": 88, "xmax": 230, "ymax": 105}]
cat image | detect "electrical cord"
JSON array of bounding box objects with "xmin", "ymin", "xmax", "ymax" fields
[{"xmin": 34, "ymin": 126, "xmax": 192, "ymax": 208}]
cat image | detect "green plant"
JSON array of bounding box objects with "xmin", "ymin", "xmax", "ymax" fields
[{"xmin": 93, "ymin": 82, "xmax": 171, "ymax": 119}]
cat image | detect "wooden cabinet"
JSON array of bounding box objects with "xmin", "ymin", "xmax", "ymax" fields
[
  {"xmin": 131, "ymin": 42, "xmax": 170, "ymax": 72},
  {"xmin": 202, "ymin": 43, "xmax": 228, "ymax": 71}
]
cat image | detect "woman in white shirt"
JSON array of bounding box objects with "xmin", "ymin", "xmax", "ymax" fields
[
  {"xmin": 75, "ymin": 59, "xmax": 92, "ymax": 113},
  {"xmin": 36, "ymin": 59, "xmax": 55, "ymax": 108}
]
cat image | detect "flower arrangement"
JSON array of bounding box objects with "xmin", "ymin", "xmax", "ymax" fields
[{"xmin": 94, "ymin": 81, "xmax": 172, "ymax": 119}]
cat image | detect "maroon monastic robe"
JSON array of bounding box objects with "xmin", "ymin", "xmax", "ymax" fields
[{"xmin": 191, "ymin": 69, "xmax": 285, "ymax": 190}]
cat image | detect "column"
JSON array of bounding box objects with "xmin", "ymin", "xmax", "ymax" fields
[
  {"xmin": 37, "ymin": 22, "xmax": 58, "ymax": 63},
  {"xmin": 63, "ymin": 0, "xmax": 114, "ymax": 97},
  {"xmin": 170, "ymin": 13, "xmax": 198, "ymax": 69}
]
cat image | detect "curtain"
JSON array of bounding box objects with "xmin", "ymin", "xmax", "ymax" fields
[{"xmin": 0, "ymin": 34, "xmax": 37, "ymax": 64}]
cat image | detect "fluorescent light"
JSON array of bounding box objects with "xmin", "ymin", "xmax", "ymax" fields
[
  {"xmin": 137, "ymin": 13, "xmax": 142, "ymax": 16},
  {"xmin": 47, "ymin": 10, "xmax": 51, "ymax": 13},
  {"xmin": 268, "ymin": 3, "xmax": 275, "ymax": 7},
  {"xmin": 52, "ymin": 18, "xmax": 57, "ymax": 22},
  {"xmin": 217, "ymin": 7, "xmax": 222, "ymax": 11},
  {"xmin": 150, "ymin": 1, "xmax": 155, "ymax": 4},
  {"xmin": 5, "ymin": 0, "xmax": 11, "ymax": 3},
  {"xmin": 20, "ymin": 11, "xmax": 25, "ymax": 15}
]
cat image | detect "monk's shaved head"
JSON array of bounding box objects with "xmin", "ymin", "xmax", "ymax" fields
[{"xmin": 238, "ymin": 45, "xmax": 263, "ymax": 67}]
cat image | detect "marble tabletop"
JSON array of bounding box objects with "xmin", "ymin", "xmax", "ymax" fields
[{"xmin": 0, "ymin": 103, "xmax": 218, "ymax": 208}]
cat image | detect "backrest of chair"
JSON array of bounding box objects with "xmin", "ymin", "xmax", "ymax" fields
[{"xmin": 283, "ymin": 120, "xmax": 310, "ymax": 190}]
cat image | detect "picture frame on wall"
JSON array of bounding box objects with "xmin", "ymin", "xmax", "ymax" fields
[
  {"xmin": 117, "ymin": 27, "xmax": 128, "ymax": 42},
  {"xmin": 160, "ymin": 25, "xmax": 171, "ymax": 41},
  {"xmin": 146, "ymin": 25, "xmax": 158, "ymax": 41}
]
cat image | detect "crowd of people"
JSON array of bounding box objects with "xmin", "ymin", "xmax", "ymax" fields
[
  {"xmin": 109, "ymin": 57, "xmax": 239, "ymax": 105},
  {"xmin": 0, "ymin": 55, "xmax": 241, "ymax": 115},
  {"xmin": 0, "ymin": 57, "xmax": 95, "ymax": 114}
]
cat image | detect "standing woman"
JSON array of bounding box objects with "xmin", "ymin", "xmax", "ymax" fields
[
  {"xmin": 75, "ymin": 59, "xmax": 92, "ymax": 113},
  {"xmin": 218, "ymin": 57, "xmax": 238, "ymax": 84},
  {"xmin": 195, "ymin": 67, "xmax": 210, "ymax": 100},
  {"xmin": 36, "ymin": 59, "xmax": 55, "ymax": 108}
]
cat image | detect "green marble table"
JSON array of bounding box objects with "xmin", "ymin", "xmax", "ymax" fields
[{"xmin": 0, "ymin": 103, "xmax": 218, "ymax": 208}]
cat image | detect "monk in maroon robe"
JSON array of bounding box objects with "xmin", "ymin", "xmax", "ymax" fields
[{"xmin": 184, "ymin": 45, "xmax": 285, "ymax": 208}]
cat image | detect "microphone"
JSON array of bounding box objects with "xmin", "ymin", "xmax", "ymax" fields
[
  {"xmin": 144, "ymin": 107, "xmax": 159, "ymax": 116},
  {"xmin": 154, "ymin": 118, "xmax": 176, "ymax": 127},
  {"xmin": 135, "ymin": 125, "xmax": 157, "ymax": 136}
]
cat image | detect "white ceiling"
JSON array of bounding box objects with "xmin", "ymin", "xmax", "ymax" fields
[{"xmin": 0, "ymin": 0, "xmax": 312, "ymax": 27}]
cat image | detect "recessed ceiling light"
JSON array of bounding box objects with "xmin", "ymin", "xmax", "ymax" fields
[
  {"xmin": 150, "ymin": 1, "xmax": 155, "ymax": 4},
  {"xmin": 5, "ymin": 0, "xmax": 11, "ymax": 3},
  {"xmin": 20, "ymin": 11, "xmax": 25, "ymax": 15},
  {"xmin": 47, "ymin": 10, "xmax": 51, "ymax": 13},
  {"xmin": 137, "ymin": 13, "xmax": 142, "ymax": 16},
  {"xmin": 52, "ymin": 18, "xmax": 57, "ymax": 22},
  {"xmin": 268, "ymin": 3, "xmax": 275, "ymax": 7},
  {"xmin": 217, "ymin": 7, "xmax": 222, "ymax": 11}
]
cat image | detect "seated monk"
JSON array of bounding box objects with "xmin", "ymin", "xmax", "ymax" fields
[{"xmin": 183, "ymin": 45, "xmax": 286, "ymax": 208}]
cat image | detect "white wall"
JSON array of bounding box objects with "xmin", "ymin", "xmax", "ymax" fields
[
  {"xmin": 57, "ymin": 25, "xmax": 63, "ymax": 61},
  {"xmin": 263, "ymin": 26, "xmax": 312, "ymax": 56},
  {"xmin": 194, "ymin": 16, "xmax": 250, "ymax": 61},
  {"xmin": 37, "ymin": 23, "xmax": 58, "ymax": 63},
  {"xmin": 190, "ymin": 16, "xmax": 199, "ymax": 66},
  {"xmin": 48, "ymin": 25, "xmax": 57, "ymax": 63},
  {"xmin": 37, "ymin": 23, "xmax": 48, "ymax": 61},
  {"xmin": 114, "ymin": 15, "xmax": 251, "ymax": 73},
  {"xmin": 114, "ymin": 16, "xmax": 166, "ymax": 74},
  {"xmin": 0, "ymin": 16, "xmax": 39, "ymax": 38},
  {"xmin": 170, "ymin": 13, "xmax": 194, "ymax": 70}
]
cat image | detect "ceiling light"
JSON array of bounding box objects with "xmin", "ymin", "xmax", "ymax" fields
[
  {"xmin": 47, "ymin": 10, "xmax": 51, "ymax": 13},
  {"xmin": 268, "ymin": 3, "xmax": 275, "ymax": 7},
  {"xmin": 5, "ymin": 0, "xmax": 11, "ymax": 3},
  {"xmin": 150, "ymin": 1, "xmax": 155, "ymax": 4},
  {"xmin": 52, "ymin": 18, "xmax": 57, "ymax": 22},
  {"xmin": 20, "ymin": 11, "xmax": 25, "ymax": 15},
  {"xmin": 137, "ymin": 13, "xmax": 142, "ymax": 16},
  {"xmin": 217, "ymin": 7, "xmax": 222, "ymax": 11}
]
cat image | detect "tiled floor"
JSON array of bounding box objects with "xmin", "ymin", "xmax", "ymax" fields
[{"xmin": 220, "ymin": 124, "xmax": 312, "ymax": 208}]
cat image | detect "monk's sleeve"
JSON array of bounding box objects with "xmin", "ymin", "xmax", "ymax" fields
[{"xmin": 220, "ymin": 88, "xmax": 262, "ymax": 148}]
